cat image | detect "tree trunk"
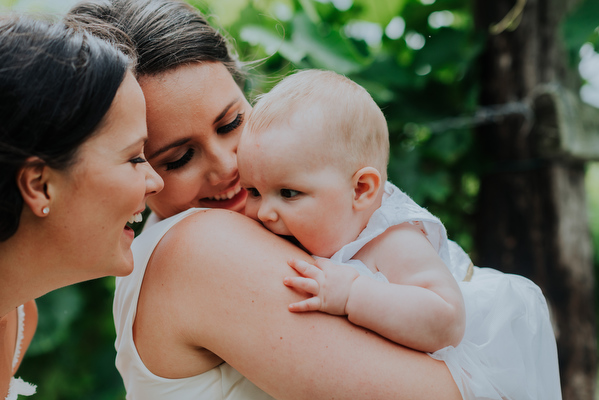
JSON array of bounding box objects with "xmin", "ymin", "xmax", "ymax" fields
[{"xmin": 473, "ymin": 0, "xmax": 596, "ymax": 398}]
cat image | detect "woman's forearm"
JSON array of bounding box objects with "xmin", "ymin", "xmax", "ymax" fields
[{"xmin": 159, "ymin": 210, "xmax": 461, "ymax": 400}]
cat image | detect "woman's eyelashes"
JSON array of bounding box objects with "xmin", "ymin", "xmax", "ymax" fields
[
  {"xmin": 165, "ymin": 148, "xmax": 195, "ymax": 171},
  {"xmin": 217, "ymin": 113, "xmax": 244, "ymax": 134},
  {"xmin": 130, "ymin": 155, "xmax": 147, "ymax": 164}
]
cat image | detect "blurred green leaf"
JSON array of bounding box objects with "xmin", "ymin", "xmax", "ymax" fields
[
  {"xmin": 353, "ymin": 0, "xmax": 407, "ymax": 26},
  {"xmin": 28, "ymin": 286, "xmax": 83, "ymax": 356},
  {"xmin": 562, "ymin": 0, "xmax": 599, "ymax": 56},
  {"xmin": 290, "ymin": 12, "xmax": 367, "ymax": 74},
  {"xmin": 199, "ymin": 0, "xmax": 250, "ymax": 26},
  {"xmin": 240, "ymin": 25, "xmax": 306, "ymax": 62}
]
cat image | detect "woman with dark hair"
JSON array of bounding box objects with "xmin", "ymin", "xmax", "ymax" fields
[
  {"xmin": 0, "ymin": 15, "xmax": 163, "ymax": 399},
  {"xmin": 69, "ymin": 1, "xmax": 559, "ymax": 399}
]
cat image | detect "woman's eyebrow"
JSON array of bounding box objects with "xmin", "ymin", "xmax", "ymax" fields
[
  {"xmin": 147, "ymin": 137, "xmax": 191, "ymax": 160},
  {"xmin": 213, "ymin": 98, "xmax": 240, "ymax": 124}
]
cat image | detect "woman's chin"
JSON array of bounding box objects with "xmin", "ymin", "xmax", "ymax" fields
[{"xmin": 115, "ymin": 251, "xmax": 135, "ymax": 277}]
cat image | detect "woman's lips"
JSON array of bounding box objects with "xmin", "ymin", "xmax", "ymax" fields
[
  {"xmin": 123, "ymin": 224, "xmax": 135, "ymax": 240},
  {"xmin": 207, "ymin": 184, "xmax": 242, "ymax": 201},
  {"xmin": 199, "ymin": 187, "xmax": 247, "ymax": 210}
]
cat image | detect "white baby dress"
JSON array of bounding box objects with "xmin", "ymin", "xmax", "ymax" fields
[{"xmin": 329, "ymin": 181, "xmax": 562, "ymax": 400}]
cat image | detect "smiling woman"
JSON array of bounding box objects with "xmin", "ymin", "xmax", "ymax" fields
[
  {"xmin": 139, "ymin": 61, "xmax": 250, "ymax": 219},
  {"xmin": 0, "ymin": 14, "xmax": 162, "ymax": 399}
]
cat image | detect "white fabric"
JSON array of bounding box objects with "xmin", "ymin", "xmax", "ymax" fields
[
  {"xmin": 5, "ymin": 305, "xmax": 36, "ymax": 400},
  {"xmin": 114, "ymin": 208, "xmax": 275, "ymax": 400},
  {"xmin": 330, "ymin": 181, "xmax": 562, "ymax": 400}
]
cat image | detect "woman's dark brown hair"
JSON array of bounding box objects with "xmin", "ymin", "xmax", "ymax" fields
[
  {"xmin": 0, "ymin": 15, "xmax": 131, "ymax": 241},
  {"xmin": 69, "ymin": 0, "xmax": 244, "ymax": 82}
]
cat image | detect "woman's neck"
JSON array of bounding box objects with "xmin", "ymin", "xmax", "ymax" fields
[{"xmin": 0, "ymin": 230, "xmax": 57, "ymax": 317}]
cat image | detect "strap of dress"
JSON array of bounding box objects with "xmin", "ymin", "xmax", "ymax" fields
[
  {"xmin": 5, "ymin": 306, "xmax": 36, "ymax": 400},
  {"xmin": 11, "ymin": 306, "xmax": 24, "ymax": 371},
  {"xmin": 330, "ymin": 181, "xmax": 471, "ymax": 281}
]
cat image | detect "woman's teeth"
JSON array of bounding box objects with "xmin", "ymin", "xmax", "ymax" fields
[
  {"xmin": 209, "ymin": 185, "xmax": 241, "ymax": 201},
  {"xmin": 128, "ymin": 213, "xmax": 143, "ymax": 224}
]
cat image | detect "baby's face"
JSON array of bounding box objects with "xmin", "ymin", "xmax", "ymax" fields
[{"xmin": 238, "ymin": 115, "xmax": 361, "ymax": 258}]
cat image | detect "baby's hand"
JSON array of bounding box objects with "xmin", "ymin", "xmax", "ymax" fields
[{"xmin": 284, "ymin": 258, "xmax": 359, "ymax": 316}]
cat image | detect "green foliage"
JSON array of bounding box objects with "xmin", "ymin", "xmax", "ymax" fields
[{"xmin": 562, "ymin": 0, "xmax": 599, "ymax": 63}]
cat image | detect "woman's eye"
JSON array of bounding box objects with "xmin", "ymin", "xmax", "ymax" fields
[
  {"xmin": 247, "ymin": 188, "xmax": 260, "ymax": 197},
  {"xmin": 166, "ymin": 148, "xmax": 195, "ymax": 171},
  {"xmin": 217, "ymin": 113, "xmax": 244, "ymax": 134},
  {"xmin": 130, "ymin": 156, "xmax": 147, "ymax": 164},
  {"xmin": 280, "ymin": 189, "xmax": 300, "ymax": 198}
]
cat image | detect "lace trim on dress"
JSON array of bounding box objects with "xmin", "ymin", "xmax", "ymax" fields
[
  {"xmin": 11, "ymin": 306, "xmax": 24, "ymax": 371},
  {"xmin": 5, "ymin": 378, "xmax": 36, "ymax": 400},
  {"xmin": 5, "ymin": 305, "xmax": 36, "ymax": 400}
]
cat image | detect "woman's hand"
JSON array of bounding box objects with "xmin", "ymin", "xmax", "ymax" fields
[{"xmin": 284, "ymin": 258, "xmax": 359, "ymax": 315}]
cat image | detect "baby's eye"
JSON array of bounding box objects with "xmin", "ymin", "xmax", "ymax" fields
[
  {"xmin": 280, "ymin": 189, "xmax": 300, "ymax": 198},
  {"xmin": 247, "ymin": 188, "xmax": 261, "ymax": 197}
]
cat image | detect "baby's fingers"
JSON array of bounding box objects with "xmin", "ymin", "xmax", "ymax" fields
[
  {"xmin": 287, "ymin": 258, "xmax": 323, "ymax": 279},
  {"xmin": 288, "ymin": 297, "xmax": 321, "ymax": 313},
  {"xmin": 283, "ymin": 276, "xmax": 319, "ymax": 295}
]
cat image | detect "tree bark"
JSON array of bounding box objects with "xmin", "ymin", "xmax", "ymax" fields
[{"xmin": 473, "ymin": 0, "xmax": 596, "ymax": 398}]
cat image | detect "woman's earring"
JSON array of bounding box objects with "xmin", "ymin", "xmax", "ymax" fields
[{"xmin": 42, "ymin": 206, "xmax": 50, "ymax": 215}]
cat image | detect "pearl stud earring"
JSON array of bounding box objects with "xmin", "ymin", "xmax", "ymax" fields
[{"xmin": 42, "ymin": 207, "xmax": 50, "ymax": 215}]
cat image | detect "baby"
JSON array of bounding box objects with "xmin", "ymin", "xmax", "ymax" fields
[{"xmin": 237, "ymin": 69, "xmax": 465, "ymax": 353}]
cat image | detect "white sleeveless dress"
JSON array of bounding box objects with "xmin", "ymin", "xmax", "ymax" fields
[
  {"xmin": 113, "ymin": 208, "xmax": 275, "ymax": 400},
  {"xmin": 330, "ymin": 182, "xmax": 562, "ymax": 400},
  {"xmin": 5, "ymin": 305, "xmax": 36, "ymax": 400}
]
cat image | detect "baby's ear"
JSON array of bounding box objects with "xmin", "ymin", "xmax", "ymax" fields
[
  {"xmin": 16, "ymin": 157, "xmax": 51, "ymax": 217},
  {"xmin": 351, "ymin": 167, "xmax": 382, "ymax": 211}
]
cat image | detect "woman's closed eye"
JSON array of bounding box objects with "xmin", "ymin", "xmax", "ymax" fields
[
  {"xmin": 280, "ymin": 189, "xmax": 300, "ymax": 198},
  {"xmin": 166, "ymin": 148, "xmax": 195, "ymax": 171},
  {"xmin": 217, "ymin": 113, "xmax": 244, "ymax": 134},
  {"xmin": 130, "ymin": 156, "xmax": 147, "ymax": 164}
]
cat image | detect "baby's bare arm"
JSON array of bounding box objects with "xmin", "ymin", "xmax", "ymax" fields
[{"xmin": 346, "ymin": 222, "xmax": 466, "ymax": 352}]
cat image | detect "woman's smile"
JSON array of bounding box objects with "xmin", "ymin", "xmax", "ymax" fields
[
  {"xmin": 199, "ymin": 184, "xmax": 247, "ymax": 212},
  {"xmin": 140, "ymin": 62, "xmax": 252, "ymax": 219}
]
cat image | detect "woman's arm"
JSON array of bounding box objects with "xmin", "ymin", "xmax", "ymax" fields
[{"xmin": 148, "ymin": 209, "xmax": 461, "ymax": 400}]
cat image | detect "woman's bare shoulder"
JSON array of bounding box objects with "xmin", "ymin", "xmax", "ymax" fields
[
  {"xmin": 159, "ymin": 209, "xmax": 309, "ymax": 263},
  {"xmin": 138, "ymin": 210, "xmax": 461, "ymax": 400}
]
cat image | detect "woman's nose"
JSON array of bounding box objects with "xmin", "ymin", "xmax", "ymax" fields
[
  {"xmin": 145, "ymin": 164, "xmax": 164, "ymax": 196},
  {"xmin": 207, "ymin": 142, "xmax": 238, "ymax": 185}
]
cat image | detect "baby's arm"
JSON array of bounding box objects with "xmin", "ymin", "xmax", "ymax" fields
[{"xmin": 285, "ymin": 222, "xmax": 465, "ymax": 353}]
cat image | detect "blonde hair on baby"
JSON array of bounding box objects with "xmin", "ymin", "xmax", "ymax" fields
[{"xmin": 245, "ymin": 69, "xmax": 389, "ymax": 177}]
